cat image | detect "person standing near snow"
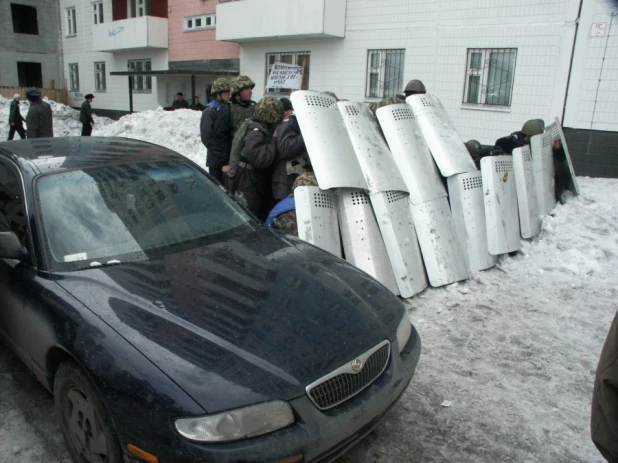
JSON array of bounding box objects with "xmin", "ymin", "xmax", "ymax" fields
[
  {"xmin": 79, "ymin": 94, "xmax": 95, "ymax": 136},
  {"xmin": 227, "ymin": 97, "xmax": 283, "ymax": 221},
  {"xmin": 190, "ymin": 96, "xmax": 205, "ymax": 111},
  {"xmin": 213, "ymin": 76, "xmax": 256, "ymax": 156},
  {"xmin": 171, "ymin": 92, "xmax": 189, "ymax": 110},
  {"xmin": 201, "ymin": 78, "xmax": 231, "ymax": 184},
  {"xmin": 25, "ymin": 88, "xmax": 53, "ymax": 138},
  {"xmin": 591, "ymin": 309, "xmax": 618, "ymax": 463},
  {"xmin": 7, "ymin": 94, "xmax": 26, "ymax": 140}
]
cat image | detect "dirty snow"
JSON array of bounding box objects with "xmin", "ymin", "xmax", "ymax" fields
[{"xmin": 1, "ymin": 97, "xmax": 616, "ymax": 463}]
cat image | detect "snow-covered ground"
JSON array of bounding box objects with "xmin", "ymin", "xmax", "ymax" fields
[{"xmin": 0, "ymin": 97, "xmax": 616, "ymax": 463}]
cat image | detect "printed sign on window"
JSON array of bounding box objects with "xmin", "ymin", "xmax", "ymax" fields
[{"xmin": 266, "ymin": 62, "xmax": 304, "ymax": 90}]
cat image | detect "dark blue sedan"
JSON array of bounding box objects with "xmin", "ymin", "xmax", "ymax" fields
[{"xmin": 0, "ymin": 137, "xmax": 421, "ymax": 463}]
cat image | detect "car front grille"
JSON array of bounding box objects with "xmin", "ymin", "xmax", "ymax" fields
[{"xmin": 306, "ymin": 340, "xmax": 391, "ymax": 410}]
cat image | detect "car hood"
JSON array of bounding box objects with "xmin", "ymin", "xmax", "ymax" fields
[{"xmin": 55, "ymin": 228, "xmax": 404, "ymax": 413}]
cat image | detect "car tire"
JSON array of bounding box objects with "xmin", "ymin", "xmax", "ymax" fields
[{"xmin": 54, "ymin": 362, "xmax": 123, "ymax": 463}]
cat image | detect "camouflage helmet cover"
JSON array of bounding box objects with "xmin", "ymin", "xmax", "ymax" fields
[
  {"xmin": 292, "ymin": 172, "xmax": 318, "ymax": 192},
  {"xmin": 368, "ymin": 96, "xmax": 403, "ymax": 114},
  {"xmin": 231, "ymin": 75, "xmax": 255, "ymax": 95},
  {"xmin": 211, "ymin": 77, "xmax": 231, "ymax": 94},
  {"xmin": 404, "ymin": 79, "xmax": 426, "ymax": 94},
  {"xmin": 322, "ymin": 91, "xmax": 338, "ymax": 101},
  {"xmin": 521, "ymin": 119, "xmax": 544, "ymax": 136},
  {"xmin": 255, "ymin": 96, "xmax": 284, "ymax": 125}
]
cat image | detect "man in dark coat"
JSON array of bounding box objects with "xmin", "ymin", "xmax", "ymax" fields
[
  {"xmin": 171, "ymin": 92, "xmax": 189, "ymax": 110},
  {"xmin": 212, "ymin": 75, "xmax": 256, "ymax": 155},
  {"xmin": 7, "ymin": 94, "xmax": 26, "ymax": 140},
  {"xmin": 227, "ymin": 97, "xmax": 283, "ymax": 221},
  {"xmin": 272, "ymin": 98, "xmax": 311, "ymax": 201},
  {"xmin": 591, "ymin": 309, "xmax": 618, "ymax": 463},
  {"xmin": 79, "ymin": 94, "xmax": 95, "ymax": 136},
  {"xmin": 25, "ymin": 88, "xmax": 53, "ymax": 138},
  {"xmin": 200, "ymin": 78, "xmax": 231, "ymax": 184},
  {"xmin": 190, "ymin": 96, "xmax": 205, "ymax": 111}
]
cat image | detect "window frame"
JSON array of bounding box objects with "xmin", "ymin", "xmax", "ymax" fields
[
  {"xmin": 93, "ymin": 1, "xmax": 104, "ymax": 24},
  {"xmin": 184, "ymin": 13, "xmax": 216, "ymax": 32},
  {"xmin": 94, "ymin": 61, "xmax": 106, "ymax": 92},
  {"xmin": 364, "ymin": 49, "xmax": 405, "ymax": 99},
  {"xmin": 462, "ymin": 48, "xmax": 517, "ymax": 108},
  {"xmin": 264, "ymin": 51, "xmax": 310, "ymax": 96},
  {"xmin": 69, "ymin": 63, "xmax": 80, "ymax": 92},
  {"xmin": 66, "ymin": 6, "xmax": 77, "ymax": 36},
  {"xmin": 127, "ymin": 59, "xmax": 152, "ymax": 93},
  {"xmin": 129, "ymin": 0, "xmax": 150, "ymax": 18}
]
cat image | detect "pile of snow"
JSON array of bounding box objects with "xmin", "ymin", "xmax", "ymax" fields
[{"xmin": 94, "ymin": 107, "xmax": 207, "ymax": 166}]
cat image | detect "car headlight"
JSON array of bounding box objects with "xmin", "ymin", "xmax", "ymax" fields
[
  {"xmin": 175, "ymin": 400, "xmax": 295, "ymax": 443},
  {"xmin": 396, "ymin": 313, "xmax": 412, "ymax": 353}
]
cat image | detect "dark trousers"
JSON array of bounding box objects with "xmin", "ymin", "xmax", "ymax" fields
[
  {"xmin": 8, "ymin": 124, "xmax": 26, "ymax": 140},
  {"xmin": 209, "ymin": 166, "xmax": 224, "ymax": 184},
  {"xmin": 81, "ymin": 123, "xmax": 93, "ymax": 136}
]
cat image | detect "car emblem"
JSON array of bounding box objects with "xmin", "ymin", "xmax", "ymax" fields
[{"xmin": 351, "ymin": 358, "xmax": 363, "ymax": 372}]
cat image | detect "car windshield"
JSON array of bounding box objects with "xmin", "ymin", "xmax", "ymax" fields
[{"xmin": 36, "ymin": 159, "xmax": 257, "ymax": 271}]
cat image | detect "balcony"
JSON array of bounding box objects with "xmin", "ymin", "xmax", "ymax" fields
[
  {"xmin": 216, "ymin": 0, "xmax": 346, "ymax": 42},
  {"xmin": 92, "ymin": 16, "xmax": 168, "ymax": 52}
]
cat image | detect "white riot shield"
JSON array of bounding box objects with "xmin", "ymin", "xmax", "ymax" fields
[
  {"xmin": 336, "ymin": 189, "xmax": 399, "ymax": 295},
  {"xmin": 294, "ymin": 186, "xmax": 342, "ymax": 258},
  {"xmin": 376, "ymin": 104, "xmax": 447, "ymax": 205},
  {"xmin": 547, "ymin": 117, "xmax": 580, "ymax": 196},
  {"xmin": 409, "ymin": 197, "xmax": 471, "ymax": 287},
  {"xmin": 447, "ymin": 172, "xmax": 498, "ymax": 273},
  {"xmin": 480, "ymin": 156, "xmax": 521, "ymax": 255},
  {"xmin": 406, "ymin": 94, "xmax": 477, "ymax": 177},
  {"xmin": 369, "ymin": 191, "xmax": 428, "ymax": 298},
  {"xmin": 338, "ymin": 102, "xmax": 408, "ymax": 194},
  {"xmin": 290, "ymin": 91, "xmax": 367, "ymax": 190},
  {"xmin": 512, "ymin": 146, "xmax": 541, "ymax": 239},
  {"xmin": 530, "ymin": 132, "xmax": 556, "ymax": 216}
]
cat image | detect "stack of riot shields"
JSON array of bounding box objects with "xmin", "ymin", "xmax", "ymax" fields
[{"xmin": 291, "ymin": 90, "xmax": 578, "ymax": 298}]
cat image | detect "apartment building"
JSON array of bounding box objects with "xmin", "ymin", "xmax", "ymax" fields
[
  {"xmin": 217, "ymin": 0, "xmax": 618, "ymax": 177},
  {"xmin": 0, "ymin": 1, "xmax": 64, "ymax": 89},
  {"xmin": 56, "ymin": 0, "xmax": 239, "ymax": 115}
]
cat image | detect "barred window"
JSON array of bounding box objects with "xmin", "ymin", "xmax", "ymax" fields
[
  {"xmin": 365, "ymin": 49, "xmax": 405, "ymax": 99},
  {"xmin": 69, "ymin": 63, "xmax": 79, "ymax": 92},
  {"xmin": 265, "ymin": 51, "xmax": 310, "ymax": 96},
  {"xmin": 128, "ymin": 59, "xmax": 152, "ymax": 92},
  {"xmin": 94, "ymin": 62, "xmax": 106, "ymax": 91},
  {"xmin": 463, "ymin": 48, "xmax": 517, "ymax": 106}
]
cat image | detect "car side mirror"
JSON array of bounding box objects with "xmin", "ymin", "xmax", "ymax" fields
[{"xmin": 0, "ymin": 231, "xmax": 26, "ymax": 259}]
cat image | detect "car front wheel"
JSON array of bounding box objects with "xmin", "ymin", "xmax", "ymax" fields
[{"xmin": 54, "ymin": 363, "xmax": 123, "ymax": 463}]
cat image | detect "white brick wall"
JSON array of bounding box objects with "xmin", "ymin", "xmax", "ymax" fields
[
  {"xmin": 238, "ymin": 0, "xmax": 582, "ymax": 144},
  {"xmin": 564, "ymin": 0, "xmax": 618, "ymax": 131}
]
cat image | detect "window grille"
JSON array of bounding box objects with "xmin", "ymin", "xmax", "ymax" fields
[
  {"xmin": 265, "ymin": 51, "xmax": 310, "ymax": 96},
  {"xmin": 365, "ymin": 49, "xmax": 405, "ymax": 99},
  {"xmin": 463, "ymin": 48, "xmax": 517, "ymax": 106}
]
